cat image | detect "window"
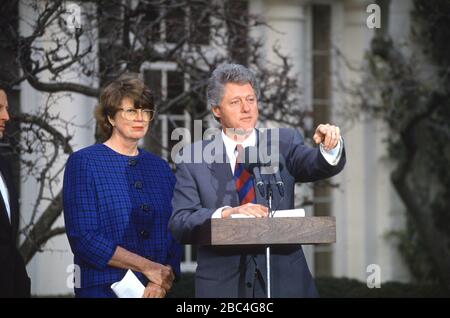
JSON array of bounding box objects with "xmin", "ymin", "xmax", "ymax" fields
[
  {"xmin": 98, "ymin": 2, "xmax": 124, "ymax": 84},
  {"xmin": 142, "ymin": 65, "xmax": 190, "ymax": 161},
  {"xmin": 165, "ymin": 2, "xmax": 211, "ymax": 45},
  {"xmin": 139, "ymin": 2, "xmax": 161, "ymax": 41},
  {"xmin": 167, "ymin": 70, "xmax": 185, "ymax": 114},
  {"xmin": 224, "ymin": 0, "xmax": 249, "ymax": 65},
  {"xmin": 190, "ymin": 3, "xmax": 210, "ymax": 45},
  {"xmin": 165, "ymin": 5, "xmax": 185, "ymax": 43}
]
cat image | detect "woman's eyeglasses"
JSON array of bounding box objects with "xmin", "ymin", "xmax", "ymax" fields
[{"xmin": 118, "ymin": 108, "xmax": 155, "ymax": 122}]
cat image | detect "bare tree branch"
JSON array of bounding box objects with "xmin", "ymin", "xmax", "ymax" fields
[{"xmin": 19, "ymin": 192, "xmax": 63, "ymax": 264}]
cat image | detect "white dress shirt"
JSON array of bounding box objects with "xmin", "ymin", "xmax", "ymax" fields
[
  {"xmin": 222, "ymin": 129, "xmax": 257, "ymax": 175},
  {"xmin": 0, "ymin": 171, "xmax": 11, "ymax": 223},
  {"xmin": 211, "ymin": 129, "xmax": 343, "ymax": 218}
]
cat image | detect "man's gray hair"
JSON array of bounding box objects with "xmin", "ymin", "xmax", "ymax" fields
[{"xmin": 206, "ymin": 63, "xmax": 260, "ymax": 110}]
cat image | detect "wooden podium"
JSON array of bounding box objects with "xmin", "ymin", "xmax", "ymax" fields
[{"xmin": 196, "ymin": 216, "xmax": 336, "ymax": 246}]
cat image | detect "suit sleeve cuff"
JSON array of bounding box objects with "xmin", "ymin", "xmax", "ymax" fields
[
  {"xmin": 319, "ymin": 137, "xmax": 344, "ymax": 166},
  {"xmin": 211, "ymin": 206, "xmax": 232, "ymax": 219}
]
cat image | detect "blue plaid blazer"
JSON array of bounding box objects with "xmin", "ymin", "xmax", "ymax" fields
[{"xmin": 63, "ymin": 144, "xmax": 181, "ymax": 289}]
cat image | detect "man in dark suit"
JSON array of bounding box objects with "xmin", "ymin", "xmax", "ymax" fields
[
  {"xmin": 169, "ymin": 64, "xmax": 345, "ymax": 297},
  {"xmin": 0, "ymin": 88, "xmax": 31, "ymax": 297}
]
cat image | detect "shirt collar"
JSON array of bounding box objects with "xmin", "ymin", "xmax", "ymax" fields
[{"xmin": 221, "ymin": 129, "xmax": 256, "ymax": 159}]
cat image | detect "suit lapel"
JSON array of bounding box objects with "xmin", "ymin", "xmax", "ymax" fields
[
  {"xmin": 0, "ymin": 190, "xmax": 12, "ymax": 230},
  {"xmin": 205, "ymin": 133, "xmax": 239, "ymax": 206},
  {"xmin": 9, "ymin": 183, "xmax": 19, "ymax": 237},
  {"xmin": 206, "ymin": 132, "xmax": 232, "ymax": 184},
  {"xmin": 0, "ymin": 155, "xmax": 18, "ymax": 236}
]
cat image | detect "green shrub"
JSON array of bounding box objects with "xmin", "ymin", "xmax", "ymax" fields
[{"xmin": 168, "ymin": 273, "xmax": 450, "ymax": 298}]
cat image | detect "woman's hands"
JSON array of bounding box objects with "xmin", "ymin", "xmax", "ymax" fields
[
  {"xmin": 142, "ymin": 282, "xmax": 166, "ymax": 298},
  {"xmin": 107, "ymin": 246, "xmax": 175, "ymax": 298},
  {"xmin": 142, "ymin": 262, "xmax": 175, "ymax": 296}
]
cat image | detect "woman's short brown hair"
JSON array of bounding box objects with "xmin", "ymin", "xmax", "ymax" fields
[{"xmin": 95, "ymin": 73, "xmax": 155, "ymax": 141}]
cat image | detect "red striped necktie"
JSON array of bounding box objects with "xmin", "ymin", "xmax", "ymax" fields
[{"xmin": 233, "ymin": 144, "xmax": 256, "ymax": 205}]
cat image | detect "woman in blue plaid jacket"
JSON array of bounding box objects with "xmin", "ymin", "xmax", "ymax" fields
[{"xmin": 63, "ymin": 74, "xmax": 181, "ymax": 298}]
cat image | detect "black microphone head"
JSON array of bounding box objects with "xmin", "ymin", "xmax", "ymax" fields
[{"xmin": 242, "ymin": 146, "xmax": 262, "ymax": 173}]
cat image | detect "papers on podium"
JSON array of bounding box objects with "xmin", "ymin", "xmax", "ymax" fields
[
  {"xmin": 111, "ymin": 269, "xmax": 145, "ymax": 298},
  {"xmin": 230, "ymin": 208, "xmax": 305, "ymax": 218}
]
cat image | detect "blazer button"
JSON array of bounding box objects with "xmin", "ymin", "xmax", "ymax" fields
[
  {"xmin": 140, "ymin": 230, "xmax": 149, "ymax": 239},
  {"xmin": 134, "ymin": 181, "xmax": 142, "ymax": 189},
  {"xmin": 141, "ymin": 204, "xmax": 149, "ymax": 212},
  {"xmin": 246, "ymin": 282, "xmax": 252, "ymax": 288},
  {"xmin": 128, "ymin": 159, "xmax": 137, "ymax": 166}
]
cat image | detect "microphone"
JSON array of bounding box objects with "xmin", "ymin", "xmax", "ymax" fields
[
  {"xmin": 252, "ymin": 165, "xmax": 266, "ymax": 198},
  {"xmin": 254, "ymin": 145, "xmax": 285, "ymax": 198},
  {"xmin": 243, "ymin": 146, "xmax": 266, "ymax": 198},
  {"xmin": 273, "ymin": 169, "xmax": 285, "ymax": 198}
]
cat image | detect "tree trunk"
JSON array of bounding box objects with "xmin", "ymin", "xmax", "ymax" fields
[
  {"xmin": 392, "ymin": 167, "xmax": 450, "ymax": 287},
  {"xmin": 19, "ymin": 191, "xmax": 65, "ymax": 264}
]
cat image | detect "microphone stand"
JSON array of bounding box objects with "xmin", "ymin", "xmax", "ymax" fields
[
  {"xmin": 248, "ymin": 162, "xmax": 281, "ymax": 298},
  {"xmin": 266, "ymin": 186, "xmax": 273, "ymax": 298}
]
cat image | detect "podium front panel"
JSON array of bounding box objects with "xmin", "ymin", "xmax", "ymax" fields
[{"xmin": 197, "ymin": 216, "xmax": 336, "ymax": 246}]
